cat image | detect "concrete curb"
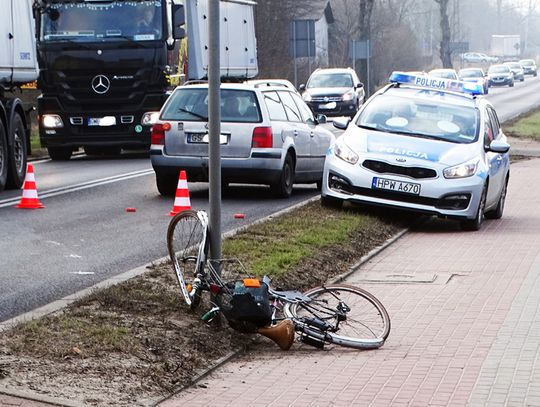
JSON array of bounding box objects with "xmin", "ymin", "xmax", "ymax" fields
[{"xmin": 0, "ymin": 386, "xmax": 89, "ymax": 407}]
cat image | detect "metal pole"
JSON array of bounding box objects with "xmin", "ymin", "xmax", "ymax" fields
[
  {"xmin": 293, "ymin": 20, "xmax": 297, "ymax": 88},
  {"xmin": 367, "ymin": 39, "xmax": 370, "ymax": 97},
  {"xmin": 352, "ymin": 40, "xmax": 355, "ymax": 72},
  {"xmin": 208, "ymin": 0, "xmax": 221, "ymax": 271},
  {"xmin": 307, "ymin": 22, "xmax": 311, "ymax": 77}
]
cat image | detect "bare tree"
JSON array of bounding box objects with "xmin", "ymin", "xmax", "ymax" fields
[{"xmin": 434, "ymin": 0, "xmax": 452, "ymax": 68}]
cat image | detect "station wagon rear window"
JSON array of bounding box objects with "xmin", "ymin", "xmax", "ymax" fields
[{"xmin": 161, "ymin": 89, "xmax": 262, "ymax": 123}]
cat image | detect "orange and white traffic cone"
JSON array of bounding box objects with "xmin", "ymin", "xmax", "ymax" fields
[
  {"xmin": 169, "ymin": 170, "xmax": 191, "ymax": 216},
  {"xmin": 16, "ymin": 163, "xmax": 44, "ymax": 209}
]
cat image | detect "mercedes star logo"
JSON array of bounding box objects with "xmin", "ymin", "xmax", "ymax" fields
[
  {"xmin": 91, "ymin": 75, "xmax": 110, "ymax": 94},
  {"xmin": 324, "ymin": 96, "xmax": 329, "ymax": 102}
]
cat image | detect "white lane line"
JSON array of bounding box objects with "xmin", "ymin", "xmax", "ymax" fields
[{"xmin": 0, "ymin": 169, "xmax": 154, "ymax": 208}]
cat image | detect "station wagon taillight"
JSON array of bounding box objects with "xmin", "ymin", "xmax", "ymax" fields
[
  {"xmin": 151, "ymin": 122, "xmax": 171, "ymax": 145},
  {"xmin": 251, "ymin": 126, "xmax": 273, "ymax": 148}
]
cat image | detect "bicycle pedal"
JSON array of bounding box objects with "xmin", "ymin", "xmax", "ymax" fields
[{"xmin": 301, "ymin": 334, "xmax": 325, "ymax": 349}]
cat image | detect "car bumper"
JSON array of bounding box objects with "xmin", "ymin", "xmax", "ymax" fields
[
  {"xmin": 321, "ymin": 155, "xmax": 485, "ymax": 220},
  {"xmin": 150, "ymin": 147, "xmax": 284, "ymax": 184},
  {"xmin": 523, "ymin": 68, "xmax": 537, "ymax": 75},
  {"xmin": 305, "ymin": 100, "xmax": 358, "ymax": 117},
  {"xmin": 488, "ymin": 78, "xmax": 513, "ymax": 86}
]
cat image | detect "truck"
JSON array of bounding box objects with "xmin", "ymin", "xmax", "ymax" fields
[
  {"xmin": 32, "ymin": 0, "xmax": 186, "ymax": 160},
  {"xmin": 0, "ymin": 0, "xmax": 38, "ymax": 192},
  {"xmin": 185, "ymin": 0, "xmax": 258, "ymax": 81},
  {"xmin": 490, "ymin": 35, "xmax": 521, "ymax": 61}
]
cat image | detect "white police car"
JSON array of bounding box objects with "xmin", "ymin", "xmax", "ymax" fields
[{"xmin": 322, "ymin": 72, "xmax": 510, "ymax": 231}]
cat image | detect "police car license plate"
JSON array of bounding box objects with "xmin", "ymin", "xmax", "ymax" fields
[{"xmin": 372, "ymin": 177, "xmax": 421, "ymax": 195}]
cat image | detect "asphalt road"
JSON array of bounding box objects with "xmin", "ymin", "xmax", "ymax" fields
[{"xmin": 1, "ymin": 75, "xmax": 539, "ymax": 323}]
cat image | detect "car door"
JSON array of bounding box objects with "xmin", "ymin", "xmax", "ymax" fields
[
  {"xmin": 276, "ymin": 90, "xmax": 311, "ymax": 176},
  {"xmin": 292, "ymin": 92, "xmax": 333, "ymax": 176},
  {"xmin": 483, "ymin": 108, "xmax": 505, "ymax": 207}
]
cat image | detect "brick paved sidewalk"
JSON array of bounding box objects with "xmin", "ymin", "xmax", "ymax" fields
[{"xmin": 160, "ymin": 158, "xmax": 540, "ymax": 407}]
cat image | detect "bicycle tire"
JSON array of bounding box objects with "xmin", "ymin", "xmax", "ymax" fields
[
  {"xmin": 283, "ymin": 284, "xmax": 390, "ymax": 349},
  {"xmin": 167, "ymin": 210, "xmax": 209, "ymax": 309}
]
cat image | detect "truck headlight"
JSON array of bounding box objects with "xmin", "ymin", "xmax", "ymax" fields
[
  {"xmin": 302, "ymin": 93, "xmax": 312, "ymax": 102},
  {"xmin": 42, "ymin": 114, "xmax": 64, "ymax": 129},
  {"xmin": 334, "ymin": 139, "xmax": 359, "ymax": 165},
  {"xmin": 443, "ymin": 160, "xmax": 478, "ymax": 179},
  {"xmin": 141, "ymin": 112, "xmax": 160, "ymax": 126},
  {"xmin": 342, "ymin": 91, "xmax": 355, "ymax": 101}
]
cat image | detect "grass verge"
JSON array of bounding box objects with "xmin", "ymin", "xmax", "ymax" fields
[
  {"xmin": 505, "ymin": 109, "xmax": 540, "ymax": 140},
  {"xmin": 0, "ymin": 201, "xmax": 407, "ymax": 406}
]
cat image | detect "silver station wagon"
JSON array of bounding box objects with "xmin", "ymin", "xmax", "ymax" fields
[{"xmin": 150, "ymin": 83, "xmax": 334, "ymax": 197}]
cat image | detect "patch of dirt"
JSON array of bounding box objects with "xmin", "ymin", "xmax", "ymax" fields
[{"xmin": 0, "ymin": 202, "xmax": 407, "ymax": 406}]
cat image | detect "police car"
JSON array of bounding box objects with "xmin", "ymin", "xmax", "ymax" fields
[{"xmin": 322, "ymin": 72, "xmax": 510, "ymax": 231}]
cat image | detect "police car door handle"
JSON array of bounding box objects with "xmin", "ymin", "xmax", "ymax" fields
[{"xmin": 293, "ymin": 130, "xmax": 298, "ymax": 136}]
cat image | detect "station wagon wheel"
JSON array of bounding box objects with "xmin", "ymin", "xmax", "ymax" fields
[
  {"xmin": 461, "ymin": 183, "xmax": 487, "ymax": 231},
  {"xmin": 155, "ymin": 170, "xmax": 178, "ymax": 196},
  {"xmin": 271, "ymin": 153, "xmax": 294, "ymax": 198}
]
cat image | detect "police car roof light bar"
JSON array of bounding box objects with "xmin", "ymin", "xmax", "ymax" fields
[{"xmin": 389, "ymin": 72, "xmax": 485, "ymax": 96}]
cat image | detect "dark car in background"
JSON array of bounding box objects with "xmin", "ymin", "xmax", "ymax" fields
[
  {"xmin": 519, "ymin": 59, "xmax": 538, "ymax": 77},
  {"xmin": 300, "ymin": 68, "xmax": 365, "ymax": 118},
  {"xmin": 487, "ymin": 65, "xmax": 514, "ymax": 87},
  {"xmin": 503, "ymin": 62, "xmax": 525, "ymax": 82}
]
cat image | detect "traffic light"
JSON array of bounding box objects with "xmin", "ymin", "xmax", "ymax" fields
[{"xmin": 172, "ymin": 3, "xmax": 186, "ymax": 39}]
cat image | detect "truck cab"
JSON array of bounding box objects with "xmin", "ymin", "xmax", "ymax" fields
[{"xmin": 34, "ymin": 0, "xmax": 185, "ymax": 160}]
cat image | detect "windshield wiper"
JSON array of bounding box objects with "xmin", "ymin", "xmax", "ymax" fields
[
  {"xmin": 357, "ymin": 124, "xmax": 385, "ymax": 132},
  {"xmin": 176, "ymin": 107, "xmax": 208, "ymax": 121},
  {"xmin": 46, "ymin": 38, "xmax": 94, "ymax": 50}
]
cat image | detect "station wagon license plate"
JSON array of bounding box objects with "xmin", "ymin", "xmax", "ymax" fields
[
  {"xmin": 372, "ymin": 177, "xmax": 421, "ymax": 195},
  {"xmin": 187, "ymin": 133, "xmax": 228, "ymax": 144}
]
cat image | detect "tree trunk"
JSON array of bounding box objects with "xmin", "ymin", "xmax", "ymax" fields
[{"xmin": 435, "ymin": 0, "xmax": 452, "ymax": 68}]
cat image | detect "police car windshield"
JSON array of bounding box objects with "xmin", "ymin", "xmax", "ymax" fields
[{"xmin": 356, "ymin": 93, "xmax": 479, "ymax": 144}]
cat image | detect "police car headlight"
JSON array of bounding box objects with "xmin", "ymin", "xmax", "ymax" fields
[
  {"xmin": 303, "ymin": 93, "xmax": 312, "ymax": 102},
  {"xmin": 334, "ymin": 139, "xmax": 359, "ymax": 165},
  {"xmin": 342, "ymin": 91, "xmax": 355, "ymax": 101},
  {"xmin": 443, "ymin": 161, "xmax": 478, "ymax": 179}
]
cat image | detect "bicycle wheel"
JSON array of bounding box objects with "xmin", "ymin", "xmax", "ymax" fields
[
  {"xmin": 167, "ymin": 210, "xmax": 209, "ymax": 309},
  {"xmin": 284, "ymin": 284, "xmax": 390, "ymax": 349}
]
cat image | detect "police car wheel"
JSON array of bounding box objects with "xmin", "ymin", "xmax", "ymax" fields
[{"xmin": 461, "ymin": 184, "xmax": 487, "ymax": 231}]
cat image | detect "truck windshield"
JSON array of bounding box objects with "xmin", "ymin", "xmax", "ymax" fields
[{"xmin": 40, "ymin": 1, "xmax": 163, "ymax": 42}]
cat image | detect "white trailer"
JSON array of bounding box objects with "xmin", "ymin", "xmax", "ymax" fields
[
  {"xmin": 491, "ymin": 35, "xmax": 521, "ymax": 60},
  {"xmin": 0, "ymin": 0, "xmax": 39, "ymax": 192},
  {"xmin": 185, "ymin": 0, "xmax": 258, "ymax": 80}
]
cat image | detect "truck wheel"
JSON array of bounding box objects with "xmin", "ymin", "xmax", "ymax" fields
[
  {"xmin": 155, "ymin": 170, "xmax": 178, "ymax": 196},
  {"xmin": 270, "ymin": 154, "xmax": 295, "ymax": 198},
  {"xmin": 6, "ymin": 113, "xmax": 28, "ymax": 189},
  {"xmin": 48, "ymin": 147, "xmax": 72, "ymax": 161},
  {"xmin": 0, "ymin": 121, "xmax": 8, "ymax": 192}
]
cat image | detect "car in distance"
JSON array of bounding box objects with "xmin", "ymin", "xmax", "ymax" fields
[
  {"xmin": 487, "ymin": 64, "xmax": 514, "ymax": 87},
  {"xmin": 518, "ymin": 59, "xmax": 537, "ymax": 77},
  {"xmin": 321, "ymin": 72, "xmax": 510, "ymax": 231},
  {"xmin": 503, "ymin": 61, "xmax": 525, "ymax": 82},
  {"xmin": 459, "ymin": 68, "xmax": 489, "ymax": 94},
  {"xmin": 428, "ymin": 68, "xmax": 459, "ymax": 80},
  {"xmin": 150, "ymin": 83, "xmax": 334, "ymax": 198},
  {"xmin": 462, "ymin": 52, "xmax": 498, "ymax": 63},
  {"xmin": 300, "ymin": 68, "xmax": 365, "ymax": 118}
]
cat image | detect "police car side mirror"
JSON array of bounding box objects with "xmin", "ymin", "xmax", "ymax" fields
[
  {"xmin": 333, "ymin": 117, "xmax": 350, "ymax": 130},
  {"xmin": 357, "ymin": 82, "xmax": 364, "ymax": 89},
  {"xmin": 488, "ymin": 139, "xmax": 510, "ymax": 154},
  {"xmin": 299, "ymin": 84, "xmax": 306, "ymax": 92}
]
